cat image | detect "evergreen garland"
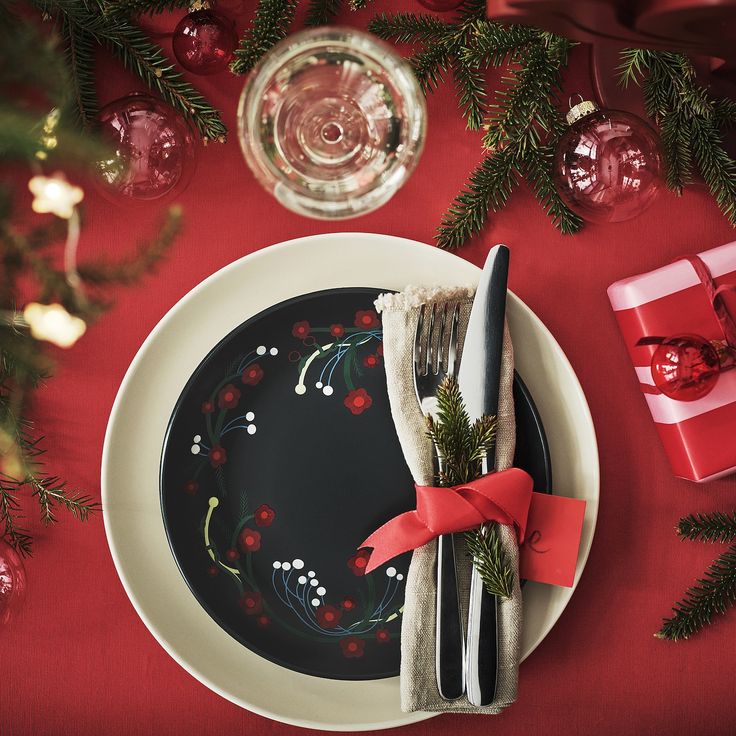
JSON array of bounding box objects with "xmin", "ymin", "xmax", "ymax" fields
[
  {"xmin": 26, "ymin": 0, "xmax": 226, "ymax": 141},
  {"xmin": 370, "ymin": 6, "xmax": 582, "ymax": 248},
  {"xmin": 619, "ymin": 49, "xmax": 736, "ymax": 225},
  {"xmin": 658, "ymin": 511, "xmax": 736, "ymax": 640},
  {"xmin": 427, "ymin": 377, "xmax": 514, "ymax": 599}
]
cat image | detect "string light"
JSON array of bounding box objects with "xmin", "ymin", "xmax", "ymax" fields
[
  {"xmin": 28, "ymin": 173, "xmax": 84, "ymax": 220},
  {"xmin": 22, "ymin": 303, "xmax": 87, "ymax": 349}
]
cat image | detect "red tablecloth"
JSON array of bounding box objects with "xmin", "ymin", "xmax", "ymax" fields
[{"xmin": 4, "ymin": 5, "xmax": 736, "ymax": 735}]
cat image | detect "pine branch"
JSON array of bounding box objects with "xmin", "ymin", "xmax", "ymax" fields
[
  {"xmin": 101, "ymin": 0, "xmax": 191, "ymax": 15},
  {"xmin": 436, "ymin": 147, "xmax": 517, "ymax": 250},
  {"xmin": 618, "ymin": 49, "xmax": 736, "ymax": 222},
  {"xmin": 230, "ymin": 0, "xmax": 298, "ymax": 75},
  {"xmin": 104, "ymin": 18, "xmax": 227, "ymax": 141},
  {"xmin": 30, "ymin": 1, "xmax": 226, "ymax": 141},
  {"xmin": 0, "ymin": 481, "xmax": 32, "ymax": 556},
  {"xmin": 306, "ymin": 0, "xmax": 341, "ymax": 26},
  {"xmin": 524, "ymin": 145, "xmax": 583, "ymax": 234},
  {"xmin": 452, "ymin": 56, "xmax": 485, "ymax": 130},
  {"xmin": 60, "ymin": 18, "xmax": 98, "ymax": 130},
  {"xmin": 657, "ymin": 544, "xmax": 736, "ymax": 640},
  {"xmin": 30, "ymin": 476, "xmax": 99, "ymax": 525},
  {"xmin": 678, "ymin": 512, "xmax": 736, "ymax": 544},
  {"xmin": 368, "ymin": 12, "xmax": 451, "ymax": 45},
  {"xmin": 410, "ymin": 44, "xmax": 453, "ymax": 94},
  {"xmin": 691, "ymin": 116, "xmax": 736, "ymax": 225},
  {"xmin": 77, "ymin": 205, "xmax": 181, "ymax": 285},
  {"xmin": 465, "ymin": 525, "xmax": 514, "ymax": 598},
  {"xmin": 463, "ymin": 21, "xmax": 538, "ymax": 68}
]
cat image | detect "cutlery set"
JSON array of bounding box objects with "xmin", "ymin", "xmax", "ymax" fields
[{"xmin": 413, "ymin": 245, "xmax": 510, "ymax": 705}]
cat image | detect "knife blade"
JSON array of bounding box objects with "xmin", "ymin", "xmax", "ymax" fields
[{"xmin": 457, "ymin": 244, "xmax": 510, "ymax": 707}]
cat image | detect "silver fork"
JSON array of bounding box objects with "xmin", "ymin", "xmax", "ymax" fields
[{"xmin": 413, "ymin": 301, "xmax": 464, "ymax": 701}]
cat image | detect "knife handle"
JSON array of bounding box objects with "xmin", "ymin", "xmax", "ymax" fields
[
  {"xmin": 435, "ymin": 533, "xmax": 465, "ymax": 700},
  {"xmin": 466, "ymin": 531, "xmax": 499, "ymax": 706}
]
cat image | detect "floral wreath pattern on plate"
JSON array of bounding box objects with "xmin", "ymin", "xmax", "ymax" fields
[
  {"xmin": 183, "ymin": 321, "xmax": 404, "ymax": 659},
  {"xmin": 289, "ymin": 309, "xmax": 383, "ymax": 415}
]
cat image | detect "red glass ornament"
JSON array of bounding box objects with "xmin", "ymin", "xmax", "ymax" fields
[
  {"xmin": 0, "ymin": 540, "xmax": 27, "ymax": 626},
  {"xmin": 172, "ymin": 9, "xmax": 237, "ymax": 75},
  {"xmin": 553, "ymin": 101, "xmax": 663, "ymax": 223},
  {"xmin": 417, "ymin": 0, "xmax": 463, "ymax": 10},
  {"xmin": 97, "ymin": 93, "xmax": 197, "ymax": 203},
  {"xmin": 651, "ymin": 334, "xmax": 721, "ymax": 401}
]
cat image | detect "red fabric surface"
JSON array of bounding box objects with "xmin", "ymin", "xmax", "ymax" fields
[{"xmin": 4, "ymin": 4, "xmax": 736, "ymax": 735}]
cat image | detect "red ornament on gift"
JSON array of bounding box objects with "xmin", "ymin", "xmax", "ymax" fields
[
  {"xmin": 650, "ymin": 334, "xmax": 721, "ymax": 402},
  {"xmin": 173, "ymin": 6, "xmax": 237, "ymax": 75},
  {"xmin": 97, "ymin": 93, "xmax": 197, "ymax": 203},
  {"xmin": 553, "ymin": 97, "xmax": 663, "ymax": 223}
]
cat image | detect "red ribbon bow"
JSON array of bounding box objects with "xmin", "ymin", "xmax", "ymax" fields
[{"xmin": 360, "ymin": 467, "xmax": 534, "ymax": 574}]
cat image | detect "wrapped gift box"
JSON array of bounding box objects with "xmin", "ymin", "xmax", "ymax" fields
[{"xmin": 608, "ymin": 241, "xmax": 736, "ymax": 482}]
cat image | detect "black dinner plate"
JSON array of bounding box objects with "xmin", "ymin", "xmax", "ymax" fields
[{"xmin": 160, "ymin": 288, "xmax": 551, "ymax": 680}]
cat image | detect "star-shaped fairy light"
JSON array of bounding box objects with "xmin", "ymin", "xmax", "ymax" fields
[
  {"xmin": 23, "ymin": 303, "xmax": 86, "ymax": 348},
  {"xmin": 28, "ymin": 173, "xmax": 84, "ymax": 219}
]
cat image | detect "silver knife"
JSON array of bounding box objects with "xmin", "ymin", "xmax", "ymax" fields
[{"xmin": 457, "ymin": 244, "xmax": 510, "ymax": 707}]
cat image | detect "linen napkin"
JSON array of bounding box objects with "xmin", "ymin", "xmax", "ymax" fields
[{"xmin": 374, "ymin": 286, "xmax": 522, "ymax": 714}]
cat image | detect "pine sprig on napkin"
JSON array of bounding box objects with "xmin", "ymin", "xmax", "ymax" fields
[{"xmin": 427, "ymin": 377, "xmax": 513, "ymax": 599}]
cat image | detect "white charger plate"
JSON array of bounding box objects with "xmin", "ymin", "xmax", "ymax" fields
[{"xmin": 102, "ymin": 233, "xmax": 599, "ymax": 731}]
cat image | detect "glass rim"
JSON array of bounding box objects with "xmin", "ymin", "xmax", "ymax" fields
[{"xmin": 237, "ymin": 26, "xmax": 426, "ymax": 218}]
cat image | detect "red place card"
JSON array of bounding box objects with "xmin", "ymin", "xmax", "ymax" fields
[{"xmin": 519, "ymin": 492, "xmax": 587, "ymax": 588}]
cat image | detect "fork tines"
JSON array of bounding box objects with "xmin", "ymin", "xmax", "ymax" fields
[{"xmin": 415, "ymin": 302, "xmax": 460, "ymax": 379}]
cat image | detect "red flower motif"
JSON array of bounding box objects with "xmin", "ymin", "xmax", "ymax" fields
[
  {"xmin": 376, "ymin": 342, "xmax": 383, "ymax": 356},
  {"xmin": 184, "ymin": 480, "xmax": 198, "ymax": 495},
  {"xmin": 225, "ymin": 548, "xmax": 239, "ymax": 562},
  {"xmin": 206, "ymin": 564, "xmax": 218, "ymax": 577},
  {"xmin": 363, "ymin": 354, "xmax": 379, "ymax": 369},
  {"xmin": 254, "ymin": 504, "xmax": 276, "ymax": 527},
  {"xmin": 330, "ymin": 324, "xmax": 345, "ymax": 337},
  {"xmin": 238, "ymin": 527, "xmax": 261, "ymax": 552},
  {"xmin": 354, "ymin": 310, "xmax": 379, "ymax": 329},
  {"xmin": 316, "ymin": 604, "xmax": 342, "ymax": 629},
  {"xmin": 239, "ymin": 590, "xmax": 262, "ymax": 615},
  {"xmin": 241, "ymin": 363, "xmax": 263, "ymax": 386},
  {"xmin": 340, "ymin": 636, "xmax": 365, "ymax": 658},
  {"xmin": 218, "ymin": 383, "xmax": 240, "ymax": 409},
  {"xmin": 348, "ymin": 549, "xmax": 371, "ymax": 576},
  {"xmin": 341, "ymin": 596, "xmax": 356, "ymax": 611},
  {"xmin": 344, "ymin": 388, "xmax": 372, "ymax": 415},
  {"xmin": 375, "ymin": 628, "xmax": 391, "ymax": 644},
  {"xmin": 201, "ymin": 400, "xmax": 215, "ymax": 414},
  {"xmin": 257, "ymin": 614, "xmax": 270, "ymax": 628},
  {"xmin": 292, "ymin": 321, "xmax": 311, "ymax": 339},
  {"xmin": 209, "ymin": 445, "xmax": 227, "ymax": 468}
]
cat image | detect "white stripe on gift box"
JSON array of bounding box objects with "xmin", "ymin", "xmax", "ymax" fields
[
  {"xmin": 608, "ymin": 240, "xmax": 736, "ymax": 311},
  {"xmin": 635, "ymin": 366, "xmax": 655, "ymax": 385},
  {"xmin": 643, "ymin": 369, "xmax": 736, "ymax": 424}
]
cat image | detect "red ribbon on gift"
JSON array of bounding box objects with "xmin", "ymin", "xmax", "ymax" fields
[
  {"xmin": 359, "ymin": 467, "xmax": 534, "ymax": 574},
  {"xmin": 683, "ymin": 254, "xmax": 736, "ymax": 348}
]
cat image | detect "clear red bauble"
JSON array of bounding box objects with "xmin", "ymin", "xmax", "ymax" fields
[
  {"xmin": 97, "ymin": 93, "xmax": 197, "ymax": 203},
  {"xmin": 553, "ymin": 108, "xmax": 663, "ymax": 223},
  {"xmin": 651, "ymin": 334, "xmax": 721, "ymax": 401},
  {"xmin": 0, "ymin": 540, "xmax": 27, "ymax": 626},
  {"xmin": 172, "ymin": 9, "xmax": 237, "ymax": 75},
  {"xmin": 417, "ymin": 0, "xmax": 463, "ymax": 10}
]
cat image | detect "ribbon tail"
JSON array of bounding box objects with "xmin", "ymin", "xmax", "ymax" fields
[{"xmin": 360, "ymin": 510, "xmax": 433, "ymax": 574}]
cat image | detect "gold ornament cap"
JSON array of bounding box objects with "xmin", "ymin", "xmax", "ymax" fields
[{"xmin": 566, "ymin": 97, "xmax": 599, "ymax": 125}]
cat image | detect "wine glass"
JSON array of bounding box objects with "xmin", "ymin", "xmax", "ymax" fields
[{"xmin": 237, "ymin": 27, "xmax": 426, "ymax": 220}]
